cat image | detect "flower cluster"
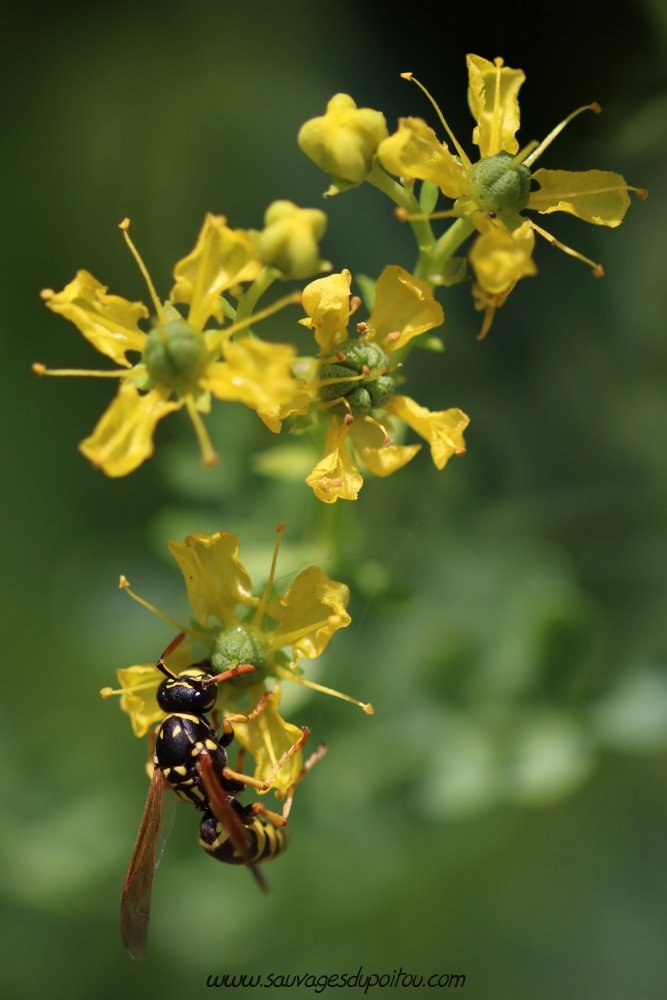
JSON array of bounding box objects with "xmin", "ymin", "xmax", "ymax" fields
[
  {"xmin": 300, "ymin": 54, "xmax": 646, "ymax": 338},
  {"xmin": 34, "ymin": 208, "xmax": 325, "ymax": 475},
  {"xmin": 102, "ymin": 526, "xmax": 372, "ymax": 794}
]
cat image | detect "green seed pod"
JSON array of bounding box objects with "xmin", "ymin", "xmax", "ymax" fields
[
  {"xmin": 335, "ymin": 338, "xmax": 389, "ymax": 374},
  {"xmin": 340, "ymin": 385, "xmax": 372, "ymax": 417},
  {"xmin": 318, "ymin": 363, "xmax": 358, "ymax": 401},
  {"xmin": 366, "ymin": 374, "xmax": 395, "ymax": 408},
  {"xmin": 143, "ymin": 320, "xmax": 209, "ymax": 392},
  {"xmin": 466, "ymin": 152, "xmax": 531, "ymax": 216},
  {"xmin": 211, "ymin": 624, "xmax": 268, "ymax": 688}
]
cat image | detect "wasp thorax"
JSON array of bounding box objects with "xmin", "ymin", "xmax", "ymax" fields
[
  {"xmin": 467, "ymin": 152, "xmax": 531, "ymax": 216},
  {"xmin": 318, "ymin": 338, "xmax": 393, "ymax": 418},
  {"xmin": 143, "ymin": 320, "xmax": 209, "ymax": 392},
  {"xmin": 212, "ymin": 625, "xmax": 267, "ymax": 688},
  {"xmin": 156, "ymin": 669, "xmax": 217, "ymax": 714}
]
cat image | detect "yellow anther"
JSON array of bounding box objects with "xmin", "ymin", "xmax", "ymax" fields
[
  {"xmin": 118, "ymin": 217, "xmax": 131, "ymax": 230},
  {"xmin": 32, "ymin": 363, "xmax": 46, "ymax": 376},
  {"xmin": 400, "ymin": 72, "xmax": 413, "ymax": 80},
  {"xmin": 100, "ymin": 687, "xmax": 115, "ymax": 698},
  {"xmin": 119, "ymin": 574, "xmax": 130, "ymax": 589},
  {"xmin": 39, "ymin": 288, "xmax": 54, "ymax": 300}
]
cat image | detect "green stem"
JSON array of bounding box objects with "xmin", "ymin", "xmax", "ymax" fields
[
  {"xmin": 430, "ymin": 216, "xmax": 476, "ymax": 273},
  {"xmin": 233, "ymin": 266, "xmax": 277, "ymax": 335},
  {"xmin": 365, "ymin": 164, "xmax": 435, "ymax": 279}
]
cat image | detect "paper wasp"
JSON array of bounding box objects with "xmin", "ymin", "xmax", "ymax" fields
[{"xmin": 121, "ymin": 633, "xmax": 326, "ymax": 960}]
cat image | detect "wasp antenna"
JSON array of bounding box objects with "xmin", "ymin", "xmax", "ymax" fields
[{"xmin": 155, "ymin": 633, "xmax": 186, "ymax": 679}]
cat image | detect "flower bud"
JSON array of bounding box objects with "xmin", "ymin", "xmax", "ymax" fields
[
  {"xmin": 298, "ymin": 94, "xmax": 388, "ymax": 185},
  {"xmin": 252, "ymin": 201, "xmax": 330, "ymax": 280}
]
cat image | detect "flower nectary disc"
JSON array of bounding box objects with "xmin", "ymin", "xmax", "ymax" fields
[
  {"xmin": 212, "ymin": 624, "xmax": 269, "ymax": 687},
  {"xmin": 143, "ymin": 320, "xmax": 210, "ymax": 393},
  {"xmin": 466, "ymin": 152, "xmax": 531, "ymax": 217}
]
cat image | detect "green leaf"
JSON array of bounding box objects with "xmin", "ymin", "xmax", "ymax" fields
[{"xmin": 419, "ymin": 180, "xmax": 439, "ymax": 215}]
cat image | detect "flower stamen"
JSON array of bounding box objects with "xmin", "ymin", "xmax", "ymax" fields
[
  {"xmin": 184, "ymin": 395, "xmax": 218, "ymax": 468},
  {"xmin": 274, "ymin": 665, "xmax": 374, "ymax": 714},
  {"xmin": 400, "ymin": 72, "xmax": 472, "ymax": 168},
  {"xmin": 524, "ymin": 103, "xmax": 602, "ymax": 168},
  {"xmin": 31, "ymin": 364, "xmax": 130, "ymax": 378},
  {"xmin": 252, "ymin": 522, "xmax": 286, "ymax": 628},
  {"xmin": 118, "ymin": 218, "xmax": 169, "ymax": 325},
  {"xmin": 118, "ymin": 574, "xmax": 199, "ymax": 637},
  {"xmin": 530, "ymin": 222, "xmax": 604, "ymax": 275},
  {"xmin": 205, "ymin": 290, "xmax": 303, "ymax": 352}
]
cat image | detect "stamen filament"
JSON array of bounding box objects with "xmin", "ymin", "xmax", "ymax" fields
[
  {"xmin": 274, "ymin": 665, "xmax": 374, "ymax": 714},
  {"xmin": 530, "ymin": 222, "xmax": 604, "ymax": 275},
  {"xmin": 184, "ymin": 395, "xmax": 218, "ymax": 468},
  {"xmin": 312, "ymin": 373, "xmax": 365, "ymax": 389},
  {"xmin": 252, "ymin": 523, "xmax": 286, "ymax": 627},
  {"xmin": 395, "ymin": 207, "xmax": 464, "ymax": 222},
  {"xmin": 119, "ymin": 575, "xmax": 199, "ymax": 637},
  {"xmin": 205, "ymin": 290, "xmax": 302, "ymax": 352},
  {"xmin": 400, "ymin": 72, "xmax": 471, "ymax": 168},
  {"xmin": 32, "ymin": 365, "xmax": 131, "ymax": 377},
  {"xmin": 100, "ymin": 681, "xmax": 162, "ymax": 698},
  {"xmin": 508, "ymin": 141, "xmax": 540, "ymax": 169},
  {"xmin": 119, "ymin": 219, "xmax": 169, "ymax": 325},
  {"xmin": 524, "ymin": 103, "xmax": 601, "ymax": 168}
]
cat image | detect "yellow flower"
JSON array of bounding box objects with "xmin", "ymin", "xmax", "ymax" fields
[
  {"xmin": 298, "ymin": 93, "xmax": 388, "ymax": 191},
  {"xmin": 251, "ymin": 201, "xmax": 331, "ymax": 280},
  {"xmin": 35, "ymin": 215, "xmax": 305, "ymax": 476},
  {"xmin": 377, "ymin": 57, "xmax": 646, "ymax": 335},
  {"xmin": 303, "ymin": 264, "xmax": 468, "ymax": 501},
  {"xmin": 102, "ymin": 527, "xmax": 372, "ymax": 788}
]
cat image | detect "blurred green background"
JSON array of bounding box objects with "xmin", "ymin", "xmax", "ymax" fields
[{"xmin": 3, "ymin": 0, "xmax": 667, "ymax": 995}]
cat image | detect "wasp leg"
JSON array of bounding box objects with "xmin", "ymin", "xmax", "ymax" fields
[
  {"xmin": 246, "ymin": 801, "xmax": 288, "ymax": 828},
  {"xmin": 222, "ymin": 727, "xmax": 310, "ymax": 792},
  {"xmin": 279, "ymin": 742, "xmax": 328, "ymax": 820}
]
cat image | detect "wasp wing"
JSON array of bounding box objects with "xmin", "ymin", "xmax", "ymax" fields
[
  {"xmin": 196, "ymin": 751, "xmax": 269, "ymax": 895},
  {"xmin": 121, "ymin": 766, "xmax": 166, "ymax": 960}
]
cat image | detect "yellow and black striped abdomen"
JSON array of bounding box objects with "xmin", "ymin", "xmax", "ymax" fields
[{"xmin": 199, "ymin": 811, "xmax": 288, "ymax": 866}]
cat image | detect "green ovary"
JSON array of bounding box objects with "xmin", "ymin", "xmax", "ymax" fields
[
  {"xmin": 143, "ymin": 320, "xmax": 209, "ymax": 393},
  {"xmin": 212, "ymin": 624, "xmax": 269, "ymax": 689},
  {"xmin": 467, "ymin": 152, "xmax": 531, "ymax": 216},
  {"xmin": 318, "ymin": 338, "xmax": 393, "ymax": 417}
]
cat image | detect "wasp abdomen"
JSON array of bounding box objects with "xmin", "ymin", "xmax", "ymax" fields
[{"xmin": 199, "ymin": 810, "xmax": 288, "ymax": 866}]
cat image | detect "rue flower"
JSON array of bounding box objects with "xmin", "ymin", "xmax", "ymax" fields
[
  {"xmin": 34, "ymin": 215, "xmax": 308, "ymax": 475},
  {"xmin": 301, "ymin": 266, "xmax": 469, "ymax": 502},
  {"xmin": 101, "ymin": 526, "xmax": 372, "ymax": 792},
  {"xmin": 375, "ymin": 54, "xmax": 647, "ymax": 336}
]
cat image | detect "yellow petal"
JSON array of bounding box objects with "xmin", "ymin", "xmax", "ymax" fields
[
  {"xmin": 44, "ymin": 270, "xmax": 148, "ymax": 367},
  {"xmin": 170, "ymin": 214, "xmax": 262, "ymax": 330},
  {"xmin": 231, "ymin": 685, "xmax": 303, "ymax": 794},
  {"xmin": 528, "ymin": 169, "xmax": 631, "ymax": 227},
  {"xmin": 78, "ymin": 383, "xmax": 182, "ymax": 477},
  {"xmin": 200, "ymin": 339, "xmax": 307, "ymax": 432},
  {"xmin": 467, "ymin": 54, "xmax": 525, "ymax": 158},
  {"xmin": 305, "ymin": 417, "xmax": 363, "ymax": 503},
  {"xmin": 385, "ymin": 394, "xmax": 469, "ymax": 470},
  {"xmin": 349, "ymin": 415, "xmax": 421, "ymax": 476},
  {"xmin": 115, "ymin": 665, "xmax": 165, "ymax": 738},
  {"xmin": 168, "ymin": 530, "xmax": 256, "ymax": 628},
  {"xmin": 268, "ymin": 565, "xmax": 350, "ymax": 661},
  {"xmin": 255, "ymin": 380, "xmax": 311, "ymax": 434},
  {"xmin": 299, "ymin": 270, "xmax": 352, "ymax": 354},
  {"xmin": 469, "ymin": 217, "xmax": 537, "ymax": 295},
  {"xmin": 298, "ymin": 93, "xmax": 388, "ymax": 184},
  {"xmin": 377, "ymin": 117, "xmax": 467, "ymax": 199},
  {"xmin": 368, "ymin": 265, "xmax": 444, "ymax": 352}
]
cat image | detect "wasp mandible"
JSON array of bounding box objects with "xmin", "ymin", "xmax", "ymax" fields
[{"xmin": 121, "ymin": 633, "xmax": 326, "ymax": 960}]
